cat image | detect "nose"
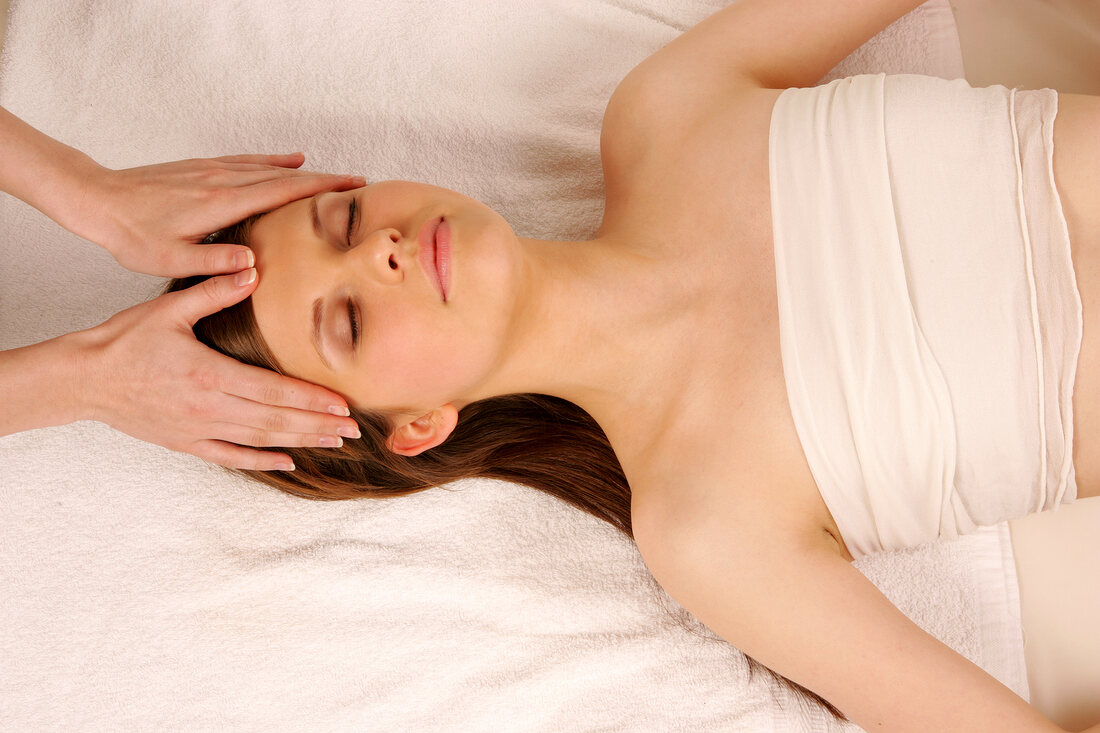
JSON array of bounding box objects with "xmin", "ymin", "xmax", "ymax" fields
[{"xmin": 351, "ymin": 227, "xmax": 406, "ymax": 284}]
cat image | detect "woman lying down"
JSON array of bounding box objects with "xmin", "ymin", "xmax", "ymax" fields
[{"xmin": 6, "ymin": 0, "xmax": 1100, "ymax": 730}]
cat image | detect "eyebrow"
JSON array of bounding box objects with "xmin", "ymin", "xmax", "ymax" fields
[
  {"xmin": 310, "ymin": 196, "xmax": 323, "ymax": 240},
  {"xmin": 311, "ymin": 297, "xmax": 335, "ymax": 370}
]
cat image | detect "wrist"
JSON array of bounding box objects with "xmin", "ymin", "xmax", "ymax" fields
[
  {"xmin": 47, "ymin": 152, "xmax": 112, "ymax": 241},
  {"xmin": 18, "ymin": 144, "xmax": 108, "ymax": 242},
  {"xmin": 0, "ymin": 331, "xmax": 98, "ymax": 439},
  {"xmin": 55, "ymin": 326, "xmax": 109, "ymax": 425},
  {"xmin": 0, "ymin": 107, "xmax": 107, "ymax": 236}
]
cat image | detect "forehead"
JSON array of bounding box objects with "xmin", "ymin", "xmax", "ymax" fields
[{"xmin": 247, "ymin": 201, "xmax": 333, "ymax": 386}]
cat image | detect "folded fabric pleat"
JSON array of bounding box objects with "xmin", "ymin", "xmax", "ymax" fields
[{"xmin": 769, "ymin": 73, "xmax": 1082, "ymax": 558}]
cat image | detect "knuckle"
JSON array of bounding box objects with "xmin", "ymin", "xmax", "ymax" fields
[
  {"xmin": 199, "ymin": 184, "xmax": 225, "ymax": 203},
  {"xmin": 201, "ymin": 246, "xmax": 221, "ymax": 273},
  {"xmin": 262, "ymin": 411, "xmax": 290, "ymax": 433},
  {"xmin": 195, "ymin": 441, "xmax": 253, "ymax": 470},
  {"xmin": 191, "ymin": 440, "xmax": 229, "ymax": 465},
  {"xmin": 183, "ymin": 397, "xmax": 209, "ymax": 420},
  {"xmin": 190, "ymin": 367, "xmax": 221, "ymax": 393},
  {"xmin": 199, "ymin": 275, "xmax": 223, "ymax": 301},
  {"xmin": 274, "ymin": 176, "xmax": 302, "ymax": 195},
  {"xmin": 261, "ymin": 384, "xmax": 284, "ymax": 406},
  {"xmin": 245, "ymin": 428, "xmax": 269, "ymax": 447}
]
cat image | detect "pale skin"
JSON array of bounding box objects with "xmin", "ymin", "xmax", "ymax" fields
[{"xmin": 214, "ymin": 1, "xmax": 1100, "ymax": 730}]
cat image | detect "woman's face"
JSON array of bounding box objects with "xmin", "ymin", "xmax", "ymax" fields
[{"xmin": 248, "ymin": 180, "xmax": 523, "ymax": 425}]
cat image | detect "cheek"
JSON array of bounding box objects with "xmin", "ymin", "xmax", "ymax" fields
[
  {"xmin": 366, "ymin": 317, "xmax": 479, "ymax": 396},
  {"xmin": 365, "ymin": 316, "xmax": 464, "ymax": 387}
]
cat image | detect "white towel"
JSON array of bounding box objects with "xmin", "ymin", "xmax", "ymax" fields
[{"xmin": 1, "ymin": 2, "xmax": 1025, "ymax": 731}]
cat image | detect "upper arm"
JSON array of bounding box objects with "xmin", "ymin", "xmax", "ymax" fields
[
  {"xmin": 627, "ymin": 0, "xmax": 928, "ymax": 92},
  {"xmin": 600, "ymin": 0, "xmax": 927, "ymax": 170},
  {"xmin": 637, "ymin": 516, "xmax": 1062, "ymax": 733}
]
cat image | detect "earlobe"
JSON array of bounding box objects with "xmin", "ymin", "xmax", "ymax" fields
[{"xmin": 386, "ymin": 404, "xmax": 460, "ymax": 456}]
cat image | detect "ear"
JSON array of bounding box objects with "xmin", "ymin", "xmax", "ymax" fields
[{"xmin": 386, "ymin": 404, "xmax": 460, "ymax": 457}]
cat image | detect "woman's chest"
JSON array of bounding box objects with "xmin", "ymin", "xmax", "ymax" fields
[
  {"xmin": 600, "ymin": 89, "xmax": 853, "ymax": 559},
  {"xmin": 626, "ymin": 306, "xmax": 854, "ymax": 562}
]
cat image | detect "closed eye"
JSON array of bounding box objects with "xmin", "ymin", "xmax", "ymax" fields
[{"xmin": 347, "ymin": 298, "xmax": 360, "ymax": 349}]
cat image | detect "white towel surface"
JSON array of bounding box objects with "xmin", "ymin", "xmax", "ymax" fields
[{"xmin": 1, "ymin": 2, "xmax": 1027, "ymax": 731}]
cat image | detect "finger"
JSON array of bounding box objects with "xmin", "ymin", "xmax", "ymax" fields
[
  {"xmin": 203, "ymin": 162, "xmax": 317, "ymax": 175},
  {"xmin": 164, "ymin": 244, "xmax": 255, "ymax": 278},
  {"xmin": 218, "ymin": 167, "xmax": 358, "ymax": 188},
  {"xmin": 221, "ymin": 367, "xmax": 358, "ymax": 423},
  {"xmin": 190, "ymin": 440, "xmax": 298, "ymax": 471},
  {"xmin": 169, "ymin": 269, "xmax": 258, "ymax": 326},
  {"xmin": 211, "ymin": 152, "xmax": 306, "ymax": 168},
  {"xmin": 209, "ymin": 420, "xmax": 354, "ymax": 449},
  {"xmin": 216, "ymin": 391, "xmax": 363, "ymax": 435},
  {"xmin": 224, "ymin": 174, "xmax": 366, "ymax": 223},
  {"xmin": 217, "ymin": 400, "xmax": 361, "ymax": 443}
]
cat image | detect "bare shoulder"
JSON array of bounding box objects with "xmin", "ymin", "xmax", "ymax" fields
[
  {"xmin": 631, "ymin": 477, "xmax": 839, "ymax": 585},
  {"xmin": 630, "ymin": 445, "xmax": 855, "ymax": 568},
  {"xmin": 632, "ymin": 495, "xmax": 1063, "ymax": 733},
  {"xmin": 599, "ymin": 64, "xmax": 768, "ymax": 177},
  {"xmin": 598, "ymin": 0, "xmax": 936, "ymax": 171}
]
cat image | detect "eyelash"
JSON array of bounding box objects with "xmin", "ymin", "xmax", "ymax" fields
[
  {"xmin": 346, "ymin": 197, "xmax": 361, "ymax": 348},
  {"xmin": 347, "ymin": 298, "xmax": 360, "ymax": 348}
]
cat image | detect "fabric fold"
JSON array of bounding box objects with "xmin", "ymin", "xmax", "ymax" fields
[{"xmin": 770, "ymin": 73, "xmax": 1082, "ymax": 558}]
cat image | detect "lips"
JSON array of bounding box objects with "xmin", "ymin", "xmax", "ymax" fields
[
  {"xmin": 417, "ymin": 216, "xmax": 447, "ymax": 302},
  {"xmin": 435, "ymin": 219, "xmax": 451, "ymax": 301}
]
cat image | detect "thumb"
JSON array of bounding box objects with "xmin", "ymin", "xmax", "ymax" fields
[
  {"xmin": 170, "ymin": 268, "xmax": 258, "ymax": 326},
  {"xmin": 172, "ymin": 244, "xmax": 255, "ymax": 278}
]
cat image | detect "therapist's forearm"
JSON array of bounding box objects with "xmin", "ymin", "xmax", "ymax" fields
[
  {"xmin": 0, "ymin": 105, "xmax": 105, "ymax": 235},
  {"xmin": 0, "ymin": 334, "xmax": 89, "ymax": 438}
]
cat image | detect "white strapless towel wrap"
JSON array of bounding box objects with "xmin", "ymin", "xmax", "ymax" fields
[{"xmin": 770, "ymin": 73, "xmax": 1083, "ymax": 558}]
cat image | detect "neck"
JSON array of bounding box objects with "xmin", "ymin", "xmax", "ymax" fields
[{"xmin": 466, "ymin": 231, "xmax": 694, "ymax": 461}]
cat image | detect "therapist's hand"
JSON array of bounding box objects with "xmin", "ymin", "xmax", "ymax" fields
[
  {"xmin": 75, "ymin": 153, "xmax": 365, "ymax": 278},
  {"xmin": 71, "ymin": 267, "xmax": 360, "ymax": 471}
]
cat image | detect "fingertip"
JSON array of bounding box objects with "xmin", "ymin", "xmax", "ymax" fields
[
  {"xmin": 233, "ymin": 247, "xmax": 255, "ymax": 271},
  {"xmin": 261, "ymin": 152, "xmax": 305, "ymax": 169},
  {"xmin": 256, "ymin": 455, "xmax": 295, "ymax": 472},
  {"xmin": 218, "ymin": 268, "xmax": 257, "ymax": 306},
  {"xmin": 234, "ymin": 267, "xmax": 258, "ymax": 288}
]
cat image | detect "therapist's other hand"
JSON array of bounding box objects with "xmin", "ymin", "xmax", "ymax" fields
[
  {"xmin": 72, "ymin": 268, "xmax": 360, "ymax": 471},
  {"xmin": 78, "ymin": 153, "xmax": 365, "ymax": 278}
]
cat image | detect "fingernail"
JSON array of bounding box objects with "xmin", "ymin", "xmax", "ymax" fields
[
  {"xmin": 337, "ymin": 425, "xmax": 361, "ymax": 439},
  {"xmin": 276, "ymin": 461, "xmax": 295, "ymax": 471},
  {"xmin": 328, "ymin": 405, "xmax": 351, "ymax": 417},
  {"xmin": 235, "ymin": 268, "xmax": 256, "ymax": 286},
  {"xmin": 234, "ymin": 249, "xmax": 254, "ymax": 270},
  {"xmin": 349, "ymin": 176, "xmax": 366, "ymax": 186},
  {"xmin": 319, "ymin": 436, "xmax": 343, "ymax": 448}
]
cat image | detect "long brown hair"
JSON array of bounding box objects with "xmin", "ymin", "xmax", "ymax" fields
[{"xmin": 166, "ymin": 214, "xmax": 847, "ymax": 723}]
